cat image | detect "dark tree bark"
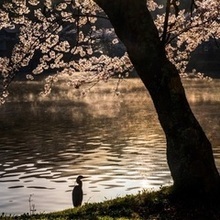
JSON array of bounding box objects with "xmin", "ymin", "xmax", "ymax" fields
[{"xmin": 94, "ymin": 0, "xmax": 220, "ymax": 195}]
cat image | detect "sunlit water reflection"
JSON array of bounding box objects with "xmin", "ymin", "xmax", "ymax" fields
[{"xmin": 0, "ymin": 78, "xmax": 220, "ymax": 214}]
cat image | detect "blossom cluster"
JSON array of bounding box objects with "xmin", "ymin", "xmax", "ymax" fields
[
  {"xmin": 0, "ymin": 0, "xmax": 132, "ymax": 103},
  {"xmin": 0, "ymin": 0, "xmax": 219, "ymax": 103},
  {"xmin": 152, "ymin": 0, "xmax": 220, "ymax": 73}
]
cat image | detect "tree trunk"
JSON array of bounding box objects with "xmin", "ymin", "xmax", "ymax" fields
[{"xmin": 94, "ymin": 0, "xmax": 220, "ymax": 195}]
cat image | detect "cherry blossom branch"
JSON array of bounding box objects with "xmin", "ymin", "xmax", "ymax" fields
[{"xmin": 166, "ymin": 15, "xmax": 218, "ymax": 45}]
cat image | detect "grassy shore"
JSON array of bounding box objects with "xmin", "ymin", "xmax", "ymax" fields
[{"xmin": 2, "ymin": 187, "xmax": 220, "ymax": 220}]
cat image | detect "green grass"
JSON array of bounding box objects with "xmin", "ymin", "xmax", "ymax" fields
[{"xmin": 2, "ymin": 187, "xmax": 220, "ymax": 220}]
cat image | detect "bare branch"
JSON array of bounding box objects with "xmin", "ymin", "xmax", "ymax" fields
[
  {"xmin": 162, "ymin": 0, "xmax": 171, "ymax": 45},
  {"xmin": 190, "ymin": 0, "xmax": 198, "ymax": 16}
]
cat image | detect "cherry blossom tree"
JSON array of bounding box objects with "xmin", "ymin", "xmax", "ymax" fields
[
  {"xmin": 0, "ymin": 0, "xmax": 132, "ymax": 102},
  {"xmin": 0, "ymin": 0, "xmax": 220, "ymax": 196}
]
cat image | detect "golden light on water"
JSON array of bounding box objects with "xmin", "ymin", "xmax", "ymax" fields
[{"xmin": 1, "ymin": 78, "xmax": 220, "ymax": 214}]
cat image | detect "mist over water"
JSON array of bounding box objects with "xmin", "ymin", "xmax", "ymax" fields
[{"xmin": 0, "ymin": 78, "xmax": 220, "ymax": 214}]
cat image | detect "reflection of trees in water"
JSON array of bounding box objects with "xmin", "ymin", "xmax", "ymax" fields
[
  {"xmin": 183, "ymin": 79, "xmax": 220, "ymax": 170},
  {"xmin": 183, "ymin": 79, "xmax": 220, "ymax": 103},
  {"xmin": 0, "ymin": 78, "xmax": 220, "ymax": 181},
  {"xmin": 190, "ymin": 102, "xmax": 220, "ymax": 167},
  {"xmin": 183, "ymin": 79, "xmax": 220, "ymax": 141},
  {"xmin": 0, "ymin": 79, "xmax": 164, "ymax": 182}
]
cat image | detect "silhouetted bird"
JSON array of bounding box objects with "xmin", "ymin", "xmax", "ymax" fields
[{"xmin": 72, "ymin": 175, "xmax": 86, "ymax": 207}]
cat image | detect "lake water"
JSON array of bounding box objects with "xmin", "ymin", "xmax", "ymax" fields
[{"xmin": 0, "ymin": 78, "xmax": 220, "ymax": 215}]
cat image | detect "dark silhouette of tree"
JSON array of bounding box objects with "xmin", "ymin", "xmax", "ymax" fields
[
  {"xmin": 0, "ymin": 0, "xmax": 220, "ymax": 196},
  {"xmin": 94, "ymin": 0, "xmax": 220, "ymax": 196}
]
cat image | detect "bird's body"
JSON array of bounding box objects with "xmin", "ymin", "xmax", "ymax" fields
[
  {"xmin": 72, "ymin": 184, "xmax": 83, "ymax": 207},
  {"xmin": 72, "ymin": 175, "xmax": 86, "ymax": 207}
]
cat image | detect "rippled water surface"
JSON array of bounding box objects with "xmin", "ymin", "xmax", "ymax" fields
[{"xmin": 0, "ymin": 78, "xmax": 220, "ymax": 214}]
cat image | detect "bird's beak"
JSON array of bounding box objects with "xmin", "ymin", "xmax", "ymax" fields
[{"xmin": 82, "ymin": 176, "xmax": 89, "ymax": 179}]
